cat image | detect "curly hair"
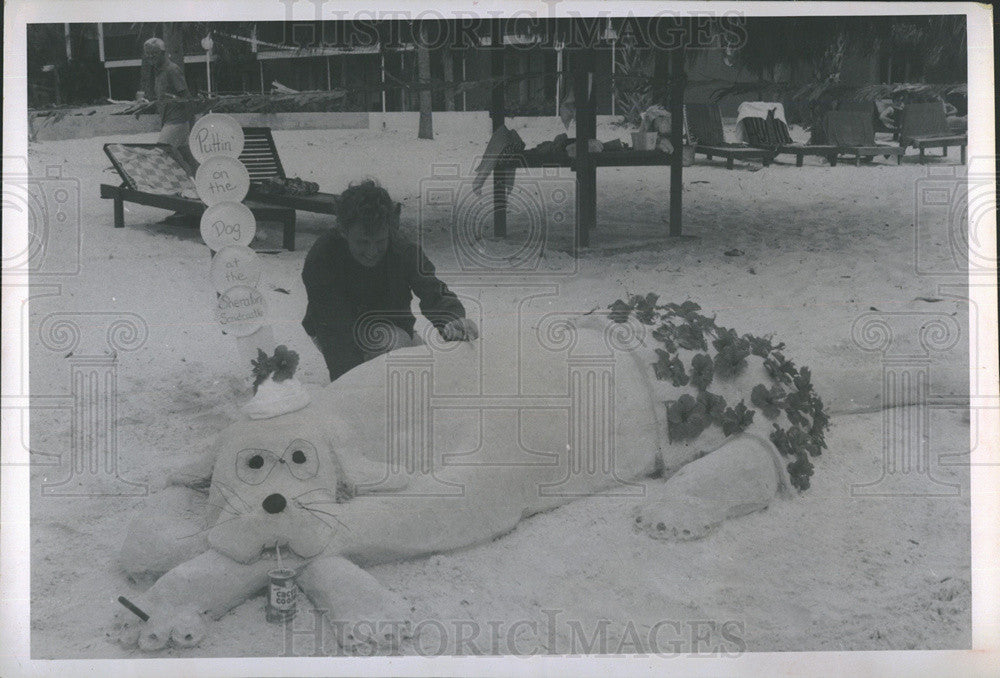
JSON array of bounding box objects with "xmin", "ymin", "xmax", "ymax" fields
[{"xmin": 336, "ymin": 179, "xmax": 395, "ymax": 235}]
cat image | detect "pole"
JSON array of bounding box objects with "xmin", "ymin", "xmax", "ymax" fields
[
  {"xmin": 64, "ymin": 23, "xmax": 72, "ymax": 60},
  {"xmin": 610, "ymin": 34, "xmax": 616, "ymax": 115},
  {"xmin": 573, "ymin": 46, "xmax": 597, "ymax": 248},
  {"xmin": 555, "ymin": 45, "xmax": 562, "ymax": 117},
  {"xmin": 490, "ymin": 21, "xmax": 507, "ymax": 239},
  {"xmin": 461, "ymin": 51, "xmax": 467, "ymax": 111},
  {"xmin": 668, "ymin": 43, "xmax": 685, "ymax": 237},
  {"xmin": 259, "ymin": 61, "xmax": 265, "ymax": 93},
  {"xmin": 380, "ymin": 52, "xmax": 387, "ymax": 113},
  {"xmin": 206, "ymin": 48, "xmax": 212, "ymax": 94},
  {"xmin": 97, "ymin": 22, "xmax": 105, "ymax": 62}
]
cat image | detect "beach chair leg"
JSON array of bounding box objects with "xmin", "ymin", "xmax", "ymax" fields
[
  {"xmin": 282, "ymin": 211, "xmax": 296, "ymax": 251},
  {"xmin": 919, "ymin": 147, "xmax": 925, "ymax": 164},
  {"xmin": 726, "ymin": 157, "xmax": 734, "ymax": 170},
  {"xmin": 829, "ymin": 155, "xmax": 837, "ymax": 167},
  {"xmin": 762, "ymin": 154, "xmax": 771, "ymax": 167},
  {"xmin": 896, "ymin": 153, "xmax": 902, "ymax": 165},
  {"xmin": 854, "ymin": 156, "xmax": 861, "ymax": 167},
  {"xmin": 960, "ymin": 145, "xmax": 966, "ymax": 164},
  {"xmin": 705, "ymin": 153, "xmax": 713, "ymax": 161},
  {"xmin": 796, "ymin": 154, "xmax": 803, "ymax": 168},
  {"xmin": 113, "ymin": 197, "xmax": 125, "ymax": 228}
]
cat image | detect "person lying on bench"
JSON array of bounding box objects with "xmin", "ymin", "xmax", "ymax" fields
[{"xmin": 302, "ymin": 179, "xmax": 478, "ymax": 382}]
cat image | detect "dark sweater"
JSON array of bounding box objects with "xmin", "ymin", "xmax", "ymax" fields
[{"xmin": 301, "ymin": 231, "xmax": 465, "ymax": 340}]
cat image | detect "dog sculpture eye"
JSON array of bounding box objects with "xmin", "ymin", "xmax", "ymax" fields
[
  {"xmin": 235, "ymin": 448, "xmax": 276, "ymax": 485},
  {"xmin": 283, "ymin": 439, "xmax": 319, "ymax": 480}
]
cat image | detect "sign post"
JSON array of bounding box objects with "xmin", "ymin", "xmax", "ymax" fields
[{"xmin": 190, "ymin": 114, "xmax": 276, "ymax": 368}]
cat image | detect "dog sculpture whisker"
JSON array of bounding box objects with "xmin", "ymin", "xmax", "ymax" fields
[
  {"xmin": 214, "ymin": 483, "xmax": 251, "ymax": 514},
  {"xmin": 301, "ymin": 506, "xmax": 349, "ymax": 530},
  {"xmin": 175, "ymin": 515, "xmax": 244, "ymax": 541},
  {"xmin": 205, "ymin": 501, "xmax": 240, "ymax": 517},
  {"xmin": 291, "ymin": 487, "xmax": 331, "ymax": 501}
]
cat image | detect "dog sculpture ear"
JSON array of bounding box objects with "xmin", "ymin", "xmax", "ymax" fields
[
  {"xmin": 334, "ymin": 449, "xmax": 409, "ymax": 498},
  {"xmin": 166, "ymin": 437, "xmax": 221, "ymax": 489}
]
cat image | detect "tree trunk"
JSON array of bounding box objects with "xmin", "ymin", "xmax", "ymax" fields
[
  {"xmin": 442, "ymin": 48, "xmax": 455, "ymax": 112},
  {"xmin": 417, "ymin": 24, "xmax": 433, "ymax": 139}
]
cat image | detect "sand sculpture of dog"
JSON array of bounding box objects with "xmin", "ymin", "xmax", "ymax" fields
[{"xmin": 113, "ymin": 308, "xmax": 819, "ymax": 653}]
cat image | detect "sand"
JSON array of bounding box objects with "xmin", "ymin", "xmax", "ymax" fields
[{"xmin": 24, "ymin": 114, "xmax": 972, "ymax": 657}]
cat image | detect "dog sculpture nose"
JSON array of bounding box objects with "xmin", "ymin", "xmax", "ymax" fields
[{"xmin": 262, "ymin": 493, "xmax": 286, "ymax": 514}]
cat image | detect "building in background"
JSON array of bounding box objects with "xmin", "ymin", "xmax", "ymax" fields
[{"xmin": 26, "ymin": 18, "xmax": 967, "ymax": 118}]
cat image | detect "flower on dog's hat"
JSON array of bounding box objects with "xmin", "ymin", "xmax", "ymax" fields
[{"xmin": 242, "ymin": 345, "xmax": 310, "ymax": 419}]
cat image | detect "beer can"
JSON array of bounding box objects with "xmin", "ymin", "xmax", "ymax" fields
[{"xmin": 266, "ymin": 568, "xmax": 298, "ymax": 623}]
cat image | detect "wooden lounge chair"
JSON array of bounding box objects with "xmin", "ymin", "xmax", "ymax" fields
[
  {"xmin": 685, "ymin": 104, "xmax": 773, "ymax": 169},
  {"xmin": 898, "ymin": 102, "xmax": 967, "ymax": 164},
  {"xmin": 239, "ymin": 127, "xmax": 342, "ymax": 221},
  {"xmin": 100, "ymin": 143, "xmax": 298, "ymax": 249},
  {"xmin": 774, "ymin": 110, "xmax": 904, "ymax": 167},
  {"xmin": 822, "ymin": 110, "xmax": 905, "ymax": 166}
]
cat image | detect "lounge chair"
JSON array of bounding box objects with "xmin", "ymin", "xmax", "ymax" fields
[
  {"xmin": 685, "ymin": 104, "xmax": 773, "ymax": 169},
  {"xmin": 239, "ymin": 127, "xmax": 342, "ymax": 220},
  {"xmin": 822, "ymin": 110, "xmax": 905, "ymax": 166},
  {"xmin": 100, "ymin": 143, "xmax": 298, "ymax": 249},
  {"xmin": 732, "ymin": 103, "xmax": 835, "ymax": 167},
  {"xmin": 898, "ymin": 102, "xmax": 967, "ymax": 164},
  {"xmin": 771, "ymin": 110, "xmax": 904, "ymax": 167}
]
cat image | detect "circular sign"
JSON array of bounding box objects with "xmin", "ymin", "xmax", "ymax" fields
[
  {"xmin": 215, "ymin": 285, "xmax": 267, "ymax": 337},
  {"xmin": 211, "ymin": 246, "xmax": 262, "ymax": 293},
  {"xmin": 189, "ymin": 113, "xmax": 244, "ymax": 163},
  {"xmin": 195, "ymin": 157, "xmax": 250, "ymax": 206},
  {"xmin": 200, "ymin": 202, "xmax": 256, "ymax": 250}
]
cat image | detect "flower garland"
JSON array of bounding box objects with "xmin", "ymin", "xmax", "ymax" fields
[{"xmin": 609, "ymin": 294, "xmax": 830, "ymax": 491}]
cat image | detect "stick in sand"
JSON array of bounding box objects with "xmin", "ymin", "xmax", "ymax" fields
[
  {"xmin": 117, "ymin": 595, "xmax": 150, "ymax": 622},
  {"xmin": 276, "ymin": 541, "xmax": 283, "ymax": 569}
]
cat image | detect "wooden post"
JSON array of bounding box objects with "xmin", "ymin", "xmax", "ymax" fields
[
  {"xmin": 668, "ymin": 44, "xmax": 685, "ymax": 237},
  {"xmin": 461, "ymin": 51, "xmax": 467, "ymax": 111},
  {"xmin": 97, "ymin": 22, "xmax": 105, "ymax": 62},
  {"xmin": 555, "ymin": 45, "xmax": 562, "ymax": 116},
  {"xmin": 573, "ymin": 46, "xmax": 597, "ymax": 247},
  {"xmin": 443, "ymin": 48, "xmax": 455, "ymax": 111},
  {"xmin": 490, "ymin": 22, "xmax": 507, "ymax": 238},
  {"xmin": 380, "ymin": 52, "xmax": 387, "ymax": 113}
]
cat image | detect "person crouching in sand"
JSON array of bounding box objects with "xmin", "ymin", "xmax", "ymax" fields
[{"xmin": 302, "ymin": 180, "xmax": 478, "ymax": 382}]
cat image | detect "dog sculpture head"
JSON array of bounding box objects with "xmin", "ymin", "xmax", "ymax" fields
[{"xmin": 205, "ymin": 413, "xmax": 347, "ymax": 563}]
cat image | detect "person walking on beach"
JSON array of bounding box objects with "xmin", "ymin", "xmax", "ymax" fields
[{"xmin": 135, "ymin": 37, "xmax": 197, "ymax": 173}]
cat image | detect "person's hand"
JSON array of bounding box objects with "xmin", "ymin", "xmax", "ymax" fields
[{"xmin": 441, "ymin": 318, "xmax": 479, "ymax": 342}]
